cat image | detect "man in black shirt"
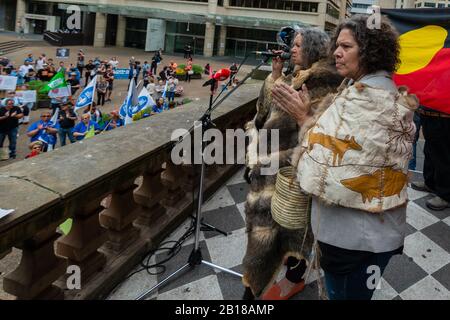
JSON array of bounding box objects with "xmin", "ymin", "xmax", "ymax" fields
[
  {"xmin": 0, "ymin": 99, "xmax": 24, "ymax": 159},
  {"xmin": 68, "ymin": 73, "xmax": 81, "ymax": 96},
  {"xmin": 57, "ymin": 102, "xmax": 77, "ymax": 146},
  {"xmin": 84, "ymin": 60, "xmax": 96, "ymax": 86}
]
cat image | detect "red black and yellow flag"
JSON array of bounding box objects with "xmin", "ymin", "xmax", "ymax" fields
[{"xmin": 382, "ymin": 8, "xmax": 450, "ymax": 114}]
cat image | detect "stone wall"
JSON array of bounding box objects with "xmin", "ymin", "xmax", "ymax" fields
[{"xmin": 0, "ymin": 82, "xmax": 260, "ymax": 300}]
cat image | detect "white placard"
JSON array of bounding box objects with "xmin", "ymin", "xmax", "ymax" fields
[
  {"xmin": 0, "ymin": 208, "xmax": 14, "ymax": 220},
  {"xmin": 0, "ymin": 75, "xmax": 18, "ymax": 90},
  {"xmin": 15, "ymin": 90, "xmax": 37, "ymax": 103}
]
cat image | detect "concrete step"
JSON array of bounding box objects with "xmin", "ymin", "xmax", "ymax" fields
[{"xmin": 0, "ymin": 41, "xmax": 26, "ymax": 55}]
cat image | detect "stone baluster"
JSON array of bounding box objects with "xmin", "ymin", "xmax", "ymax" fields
[
  {"xmin": 160, "ymin": 160, "xmax": 188, "ymax": 207},
  {"xmin": 134, "ymin": 161, "xmax": 168, "ymax": 227},
  {"xmin": 99, "ymin": 180, "xmax": 141, "ymax": 252},
  {"xmin": 55, "ymin": 199, "xmax": 107, "ymax": 286},
  {"xmin": 3, "ymin": 223, "xmax": 66, "ymax": 299}
]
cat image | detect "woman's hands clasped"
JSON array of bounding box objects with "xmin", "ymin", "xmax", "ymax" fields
[{"xmin": 272, "ymin": 83, "xmax": 311, "ymax": 126}]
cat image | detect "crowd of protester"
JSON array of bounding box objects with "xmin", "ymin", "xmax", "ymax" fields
[{"xmin": 0, "ymin": 47, "xmax": 234, "ymax": 161}]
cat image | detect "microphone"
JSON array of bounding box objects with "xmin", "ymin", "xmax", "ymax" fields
[
  {"xmin": 203, "ymin": 68, "xmax": 231, "ymax": 87},
  {"xmin": 252, "ymin": 51, "xmax": 291, "ymax": 60}
]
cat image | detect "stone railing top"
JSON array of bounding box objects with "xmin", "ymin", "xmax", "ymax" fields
[{"xmin": 0, "ymin": 82, "xmax": 261, "ymax": 251}]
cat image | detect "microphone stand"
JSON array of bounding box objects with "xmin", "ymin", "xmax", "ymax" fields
[{"xmin": 135, "ymin": 54, "xmax": 271, "ymax": 300}]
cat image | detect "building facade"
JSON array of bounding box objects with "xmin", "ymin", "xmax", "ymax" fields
[
  {"xmin": 9, "ymin": 0, "xmax": 352, "ymax": 57},
  {"xmin": 413, "ymin": 0, "xmax": 450, "ymax": 7},
  {"xmin": 350, "ymin": 0, "xmax": 450, "ymax": 14},
  {"xmin": 350, "ymin": 0, "xmax": 397, "ymax": 14}
]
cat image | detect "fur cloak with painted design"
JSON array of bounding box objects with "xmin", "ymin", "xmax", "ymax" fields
[{"xmin": 242, "ymin": 59, "xmax": 343, "ymax": 297}]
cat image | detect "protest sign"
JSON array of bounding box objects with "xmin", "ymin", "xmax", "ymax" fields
[{"xmin": 0, "ymin": 75, "xmax": 18, "ymax": 90}]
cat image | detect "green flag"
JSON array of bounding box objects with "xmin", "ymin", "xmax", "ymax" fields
[{"xmin": 39, "ymin": 71, "xmax": 67, "ymax": 93}]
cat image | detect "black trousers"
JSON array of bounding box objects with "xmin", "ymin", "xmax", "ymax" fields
[
  {"xmin": 421, "ymin": 113, "xmax": 450, "ymax": 201},
  {"xmin": 97, "ymin": 92, "xmax": 106, "ymax": 106}
]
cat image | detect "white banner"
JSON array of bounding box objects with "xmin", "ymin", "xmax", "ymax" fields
[
  {"xmin": 15, "ymin": 90, "xmax": 37, "ymax": 103},
  {"xmin": 0, "ymin": 75, "xmax": 18, "ymax": 90},
  {"xmin": 48, "ymin": 85, "xmax": 71, "ymax": 98}
]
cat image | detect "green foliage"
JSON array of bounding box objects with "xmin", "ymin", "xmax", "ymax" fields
[
  {"xmin": 26, "ymin": 80, "xmax": 50, "ymax": 101},
  {"xmin": 177, "ymin": 64, "xmax": 203, "ymax": 75}
]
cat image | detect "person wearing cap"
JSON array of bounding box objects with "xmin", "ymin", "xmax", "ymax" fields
[
  {"xmin": 0, "ymin": 99, "xmax": 23, "ymax": 159},
  {"xmin": 25, "ymin": 141, "xmax": 43, "ymax": 159},
  {"xmin": 58, "ymin": 103, "xmax": 77, "ymax": 146}
]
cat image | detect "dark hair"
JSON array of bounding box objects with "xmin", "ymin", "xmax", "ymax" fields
[{"xmin": 330, "ymin": 14, "xmax": 400, "ymax": 74}]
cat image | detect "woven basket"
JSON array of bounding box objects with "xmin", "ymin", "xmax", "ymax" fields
[{"xmin": 271, "ymin": 166, "xmax": 310, "ymax": 230}]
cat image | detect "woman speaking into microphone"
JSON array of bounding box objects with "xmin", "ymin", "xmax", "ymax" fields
[{"xmin": 242, "ymin": 27, "xmax": 343, "ymax": 300}]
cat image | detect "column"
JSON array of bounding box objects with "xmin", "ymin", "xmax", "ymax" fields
[
  {"xmin": 116, "ymin": 15, "xmax": 126, "ymax": 47},
  {"xmin": 4, "ymin": 224, "xmax": 66, "ymax": 299},
  {"xmin": 134, "ymin": 167, "xmax": 168, "ymax": 227},
  {"xmin": 56, "ymin": 199, "xmax": 107, "ymax": 285},
  {"xmin": 203, "ymin": 22, "xmax": 215, "ymax": 58},
  {"xmin": 15, "ymin": 0, "xmax": 26, "ymax": 33},
  {"xmin": 93, "ymin": 12, "xmax": 107, "ymax": 48},
  {"xmin": 99, "ymin": 181, "xmax": 141, "ymax": 252},
  {"xmin": 218, "ymin": 25, "xmax": 227, "ymax": 56}
]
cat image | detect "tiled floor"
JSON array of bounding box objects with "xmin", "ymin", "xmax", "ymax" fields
[{"xmin": 108, "ymin": 161, "xmax": 449, "ymax": 300}]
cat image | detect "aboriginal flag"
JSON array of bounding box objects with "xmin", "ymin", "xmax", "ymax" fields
[{"xmin": 382, "ymin": 8, "xmax": 450, "ymax": 114}]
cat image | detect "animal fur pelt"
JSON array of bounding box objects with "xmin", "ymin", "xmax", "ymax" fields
[{"xmin": 242, "ymin": 59, "xmax": 343, "ymax": 297}]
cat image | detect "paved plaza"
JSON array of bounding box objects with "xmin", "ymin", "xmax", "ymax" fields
[{"xmin": 108, "ymin": 166, "xmax": 450, "ymax": 300}]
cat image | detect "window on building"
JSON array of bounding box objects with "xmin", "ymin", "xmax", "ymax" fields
[
  {"xmin": 327, "ymin": 4, "xmax": 340, "ymax": 19},
  {"xmin": 437, "ymin": 3, "xmax": 445, "ymax": 8},
  {"xmin": 424, "ymin": 2, "xmax": 437, "ymax": 7},
  {"xmin": 229, "ymin": 0, "xmax": 319, "ymax": 12},
  {"xmin": 125, "ymin": 18, "xmax": 147, "ymax": 49}
]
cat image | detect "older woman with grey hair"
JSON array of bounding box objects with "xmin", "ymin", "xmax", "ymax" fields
[{"xmin": 242, "ymin": 27, "xmax": 343, "ymax": 300}]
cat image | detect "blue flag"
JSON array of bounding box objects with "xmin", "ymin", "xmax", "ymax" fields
[
  {"xmin": 75, "ymin": 75, "xmax": 97, "ymax": 111},
  {"xmin": 120, "ymin": 79, "xmax": 139, "ymax": 125}
]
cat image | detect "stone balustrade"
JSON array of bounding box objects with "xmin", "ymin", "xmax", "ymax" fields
[{"xmin": 0, "ymin": 82, "xmax": 260, "ymax": 299}]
